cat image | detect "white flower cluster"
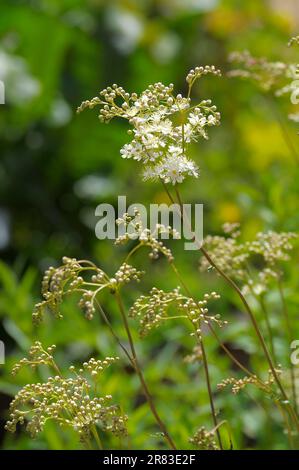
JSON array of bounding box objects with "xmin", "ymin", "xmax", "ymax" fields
[{"xmin": 78, "ymin": 68, "xmax": 221, "ymax": 185}]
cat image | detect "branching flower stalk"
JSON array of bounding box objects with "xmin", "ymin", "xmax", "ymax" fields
[
  {"xmin": 33, "ymin": 255, "xmax": 176, "ymax": 449},
  {"xmin": 6, "ymin": 342, "xmax": 127, "ymax": 449}
]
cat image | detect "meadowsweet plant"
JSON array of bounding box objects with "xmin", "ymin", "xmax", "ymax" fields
[{"xmin": 7, "ymin": 60, "xmax": 299, "ymax": 450}]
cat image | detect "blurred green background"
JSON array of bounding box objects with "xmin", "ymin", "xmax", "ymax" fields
[{"xmin": 0, "ymin": 0, "xmax": 299, "ymax": 450}]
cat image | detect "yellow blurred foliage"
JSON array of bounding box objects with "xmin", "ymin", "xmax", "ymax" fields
[
  {"xmin": 204, "ymin": 7, "xmax": 249, "ymax": 37},
  {"xmin": 217, "ymin": 201, "xmax": 241, "ymax": 224},
  {"xmin": 242, "ymin": 120, "xmax": 291, "ymax": 170}
]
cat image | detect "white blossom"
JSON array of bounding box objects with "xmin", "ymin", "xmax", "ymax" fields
[{"xmin": 78, "ymin": 70, "xmax": 221, "ymax": 185}]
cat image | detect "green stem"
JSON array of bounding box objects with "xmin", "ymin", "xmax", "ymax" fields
[
  {"xmin": 277, "ymin": 276, "xmax": 298, "ymax": 415},
  {"xmin": 258, "ymin": 294, "xmax": 277, "ymax": 365},
  {"xmin": 114, "ymin": 290, "xmax": 177, "ymax": 450},
  {"xmin": 91, "ymin": 425, "xmax": 103, "ymax": 449},
  {"xmin": 199, "ymin": 334, "xmax": 223, "ymax": 449}
]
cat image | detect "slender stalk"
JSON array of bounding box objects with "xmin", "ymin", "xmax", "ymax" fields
[
  {"xmin": 199, "ymin": 334, "xmax": 223, "ymax": 449},
  {"xmin": 276, "ymin": 400, "xmax": 295, "ymax": 449},
  {"xmin": 258, "ymin": 294, "xmax": 277, "ymax": 364},
  {"xmin": 170, "ymin": 258, "xmax": 222, "ymax": 448},
  {"xmin": 91, "ymin": 424, "xmax": 103, "ymax": 450},
  {"xmin": 95, "ymin": 299, "xmax": 134, "ymax": 364},
  {"xmin": 114, "ymin": 290, "xmax": 177, "ymax": 450},
  {"xmin": 277, "ymin": 276, "xmax": 298, "ymax": 415}
]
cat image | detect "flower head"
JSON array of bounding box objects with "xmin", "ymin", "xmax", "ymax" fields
[{"xmin": 78, "ymin": 67, "xmax": 221, "ymax": 185}]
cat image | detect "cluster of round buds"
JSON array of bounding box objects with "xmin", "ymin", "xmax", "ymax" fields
[
  {"xmin": 248, "ymin": 231, "xmax": 297, "ymax": 267},
  {"xmin": 184, "ymin": 345, "xmax": 203, "ymax": 364},
  {"xmin": 78, "ymin": 290, "xmax": 96, "ymax": 320},
  {"xmin": 217, "ymin": 375, "xmax": 260, "ymax": 395},
  {"xmin": 113, "ymin": 263, "xmax": 144, "ymax": 286},
  {"xmin": 79, "ymin": 356, "xmax": 119, "ymax": 378},
  {"xmin": 129, "ymin": 287, "xmax": 182, "ymax": 336},
  {"xmin": 217, "ymin": 367, "xmax": 282, "ymax": 396},
  {"xmin": 134, "ymin": 82, "xmax": 175, "ymax": 112},
  {"xmin": 288, "ymin": 36, "xmax": 299, "ymax": 47},
  {"xmin": 76, "ymin": 96, "xmax": 102, "ymax": 114},
  {"xmin": 222, "ymin": 222, "xmax": 241, "ymax": 238},
  {"xmin": 73, "ymin": 398, "xmax": 128, "ymax": 439},
  {"xmin": 33, "ymin": 257, "xmax": 112, "ymax": 322},
  {"xmin": 186, "ymin": 65, "xmax": 221, "ymax": 84},
  {"xmin": 12, "ymin": 342, "xmax": 56, "ymax": 375},
  {"xmin": 91, "ymin": 270, "xmax": 107, "ymax": 284},
  {"xmin": 35, "ymin": 257, "xmax": 84, "ymax": 323},
  {"xmin": 130, "ymin": 287, "xmax": 223, "ymax": 337},
  {"xmin": 187, "ymin": 292, "xmax": 226, "ymax": 339},
  {"xmin": 6, "ymin": 345, "xmax": 127, "ymax": 443},
  {"xmin": 228, "ymin": 50, "xmax": 294, "ymax": 93},
  {"xmin": 189, "ymin": 426, "xmax": 219, "ymax": 450},
  {"xmin": 41, "ymin": 257, "xmax": 82, "ymax": 297},
  {"xmin": 115, "ymin": 210, "xmax": 175, "ymax": 262},
  {"xmin": 137, "ymin": 224, "xmax": 176, "ymax": 262},
  {"xmin": 242, "ymin": 266, "xmax": 279, "ymax": 296},
  {"xmin": 115, "ymin": 210, "xmax": 143, "ymax": 244},
  {"xmin": 200, "ymin": 231, "xmax": 249, "ymax": 282},
  {"xmin": 147, "ymin": 235, "xmax": 174, "ymax": 262}
]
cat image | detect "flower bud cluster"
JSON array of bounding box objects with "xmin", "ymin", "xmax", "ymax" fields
[
  {"xmin": 6, "ymin": 344, "xmax": 127, "ymax": 443},
  {"xmin": 189, "ymin": 426, "xmax": 219, "ymax": 450},
  {"xmin": 115, "ymin": 210, "xmax": 175, "ymax": 262},
  {"xmin": 186, "ymin": 65, "xmax": 221, "ymax": 84},
  {"xmin": 12, "ymin": 341, "xmax": 56, "ymax": 375},
  {"xmin": 218, "ymin": 367, "xmax": 282, "ymax": 396},
  {"xmin": 288, "ymin": 36, "xmax": 299, "ymax": 47},
  {"xmin": 200, "ymin": 225, "xmax": 297, "ymax": 295},
  {"xmin": 248, "ymin": 231, "xmax": 297, "ymax": 267},
  {"xmin": 33, "ymin": 256, "xmax": 147, "ymax": 322},
  {"xmin": 129, "ymin": 287, "xmax": 224, "ymax": 337},
  {"xmin": 228, "ymin": 50, "xmax": 296, "ymax": 94}
]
